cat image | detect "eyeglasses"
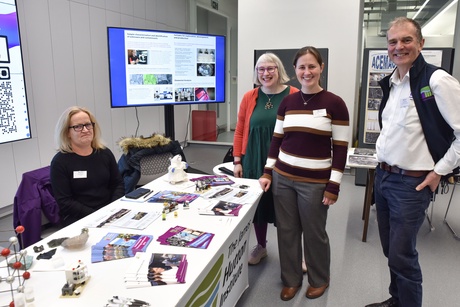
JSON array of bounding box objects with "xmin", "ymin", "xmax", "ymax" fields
[
  {"xmin": 69, "ymin": 122, "xmax": 94, "ymax": 132},
  {"xmin": 256, "ymin": 66, "xmax": 278, "ymax": 74}
]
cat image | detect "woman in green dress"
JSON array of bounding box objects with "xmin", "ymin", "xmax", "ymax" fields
[{"xmin": 233, "ymin": 53, "xmax": 299, "ymax": 265}]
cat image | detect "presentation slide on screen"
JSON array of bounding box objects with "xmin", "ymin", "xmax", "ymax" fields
[
  {"xmin": 108, "ymin": 28, "xmax": 225, "ymax": 107},
  {"xmin": 0, "ymin": 0, "xmax": 31, "ymax": 144}
]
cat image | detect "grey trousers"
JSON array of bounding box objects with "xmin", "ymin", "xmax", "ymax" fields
[{"xmin": 272, "ymin": 171, "xmax": 330, "ymax": 288}]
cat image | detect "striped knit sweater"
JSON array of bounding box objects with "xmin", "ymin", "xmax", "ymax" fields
[{"xmin": 262, "ymin": 90, "xmax": 349, "ymax": 201}]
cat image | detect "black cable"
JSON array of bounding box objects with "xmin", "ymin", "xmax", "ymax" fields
[
  {"xmin": 183, "ymin": 105, "xmax": 191, "ymax": 147},
  {"xmin": 134, "ymin": 107, "xmax": 140, "ymax": 137}
]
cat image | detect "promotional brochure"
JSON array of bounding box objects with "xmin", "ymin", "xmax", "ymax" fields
[
  {"xmin": 147, "ymin": 190, "xmax": 200, "ymax": 203},
  {"xmin": 190, "ymin": 175, "xmax": 234, "ymax": 186},
  {"xmin": 124, "ymin": 252, "xmax": 188, "ymax": 288},
  {"xmin": 86, "ymin": 208, "xmax": 161, "ymax": 230},
  {"xmin": 91, "ymin": 233, "xmax": 153, "ymax": 263},
  {"xmin": 198, "ymin": 200, "xmax": 243, "ymax": 217},
  {"xmin": 157, "ymin": 225, "xmax": 214, "ymax": 249}
]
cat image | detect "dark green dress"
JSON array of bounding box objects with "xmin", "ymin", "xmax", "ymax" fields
[{"xmin": 242, "ymin": 86, "xmax": 291, "ymax": 224}]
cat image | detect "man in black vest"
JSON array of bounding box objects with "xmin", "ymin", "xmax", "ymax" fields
[{"xmin": 366, "ymin": 17, "xmax": 460, "ymax": 307}]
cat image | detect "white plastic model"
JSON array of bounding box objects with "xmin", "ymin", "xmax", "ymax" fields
[
  {"xmin": 65, "ymin": 260, "xmax": 89, "ymax": 285},
  {"xmin": 167, "ymin": 154, "xmax": 188, "ymax": 184}
]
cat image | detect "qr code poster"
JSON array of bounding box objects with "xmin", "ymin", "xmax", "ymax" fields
[{"xmin": 0, "ymin": 1, "xmax": 31, "ymax": 144}]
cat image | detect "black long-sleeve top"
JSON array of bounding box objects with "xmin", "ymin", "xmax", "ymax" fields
[{"xmin": 50, "ymin": 148, "xmax": 124, "ymax": 226}]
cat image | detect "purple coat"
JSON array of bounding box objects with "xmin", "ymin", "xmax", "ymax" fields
[{"xmin": 13, "ymin": 166, "xmax": 60, "ymax": 248}]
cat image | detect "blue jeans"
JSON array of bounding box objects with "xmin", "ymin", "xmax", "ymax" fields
[{"xmin": 374, "ymin": 166, "xmax": 432, "ymax": 307}]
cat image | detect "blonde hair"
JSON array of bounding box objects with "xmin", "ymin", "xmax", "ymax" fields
[
  {"xmin": 253, "ymin": 52, "xmax": 290, "ymax": 85},
  {"xmin": 55, "ymin": 106, "xmax": 105, "ymax": 153}
]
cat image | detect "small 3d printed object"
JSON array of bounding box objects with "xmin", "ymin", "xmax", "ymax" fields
[
  {"xmin": 61, "ymin": 228, "xmax": 89, "ymax": 249},
  {"xmin": 167, "ymin": 154, "xmax": 188, "ymax": 184}
]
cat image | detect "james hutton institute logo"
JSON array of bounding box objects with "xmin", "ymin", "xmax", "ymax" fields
[{"xmin": 420, "ymin": 86, "xmax": 433, "ymax": 101}]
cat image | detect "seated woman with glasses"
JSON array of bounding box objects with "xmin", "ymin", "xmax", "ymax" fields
[{"xmin": 50, "ymin": 106, "xmax": 124, "ymax": 226}]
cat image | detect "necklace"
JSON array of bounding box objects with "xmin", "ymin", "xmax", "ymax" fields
[
  {"xmin": 263, "ymin": 92, "xmax": 276, "ymax": 110},
  {"xmin": 300, "ymin": 91, "xmax": 319, "ymax": 105}
]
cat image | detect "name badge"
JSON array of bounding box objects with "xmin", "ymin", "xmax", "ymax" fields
[
  {"xmin": 73, "ymin": 171, "xmax": 87, "ymax": 179},
  {"xmin": 313, "ymin": 109, "xmax": 327, "ymax": 117},
  {"xmin": 400, "ymin": 98, "xmax": 409, "ymax": 108}
]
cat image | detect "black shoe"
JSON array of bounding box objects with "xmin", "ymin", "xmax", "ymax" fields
[{"xmin": 365, "ymin": 297, "xmax": 398, "ymax": 307}]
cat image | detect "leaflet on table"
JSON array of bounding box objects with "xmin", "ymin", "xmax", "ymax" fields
[
  {"xmin": 198, "ymin": 200, "xmax": 243, "ymax": 216},
  {"xmin": 347, "ymin": 147, "xmax": 378, "ymax": 167},
  {"xmin": 124, "ymin": 252, "xmax": 187, "ymax": 288},
  {"xmin": 85, "ymin": 208, "xmax": 161, "ymax": 230},
  {"xmin": 157, "ymin": 225, "xmax": 214, "ymax": 249},
  {"xmin": 91, "ymin": 232, "xmax": 153, "ymax": 263},
  {"xmin": 190, "ymin": 175, "xmax": 234, "ymax": 186},
  {"xmin": 201, "ymin": 186, "xmax": 260, "ymax": 204},
  {"xmin": 147, "ymin": 190, "xmax": 200, "ymax": 203}
]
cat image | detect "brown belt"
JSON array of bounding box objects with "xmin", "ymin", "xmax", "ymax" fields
[{"xmin": 379, "ymin": 162, "xmax": 429, "ymax": 177}]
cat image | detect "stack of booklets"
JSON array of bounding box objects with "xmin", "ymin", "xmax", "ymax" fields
[
  {"xmin": 157, "ymin": 225, "xmax": 214, "ymax": 249},
  {"xmin": 190, "ymin": 175, "xmax": 234, "ymax": 186},
  {"xmin": 91, "ymin": 232, "xmax": 153, "ymax": 263},
  {"xmin": 147, "ymin": 190, "xmax": 200, "ymax": 203},
  {"xmin": 198, "ymin": 200, "xmax": 243, "ymax": 216},
  {"xmin": 124, "ymin": 252, "xmax": 188, "ymax": 288}
]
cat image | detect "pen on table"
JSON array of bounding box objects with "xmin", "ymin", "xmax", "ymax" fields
[
  {"xmin": 112, "ymin": 296, "xmax": 150, "ymax": 305},
  {"xmin": 108, "ymin": 299, "xmax": 149, "ymax": 306},
  {"xmin": 105, "ymin": 304, "xmax": 149, "ymax": 307},
  {"xmin": 142, "ymin": 190, "xmax": 154, "ymax": 199}
]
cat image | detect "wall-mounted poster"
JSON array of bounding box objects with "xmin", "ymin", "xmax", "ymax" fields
[
  {"xmin": 358, "ymin": 48, "xmax": 454, "ymax": 147},
  {"xmin": 0, "ymin": 0, "xmax": 30, "ymax": 144},
  {"xmin": 254, "ymin": 48, "xmax": 329, "ymax": 91}
]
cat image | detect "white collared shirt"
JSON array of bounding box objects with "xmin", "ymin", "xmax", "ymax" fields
[{"xmin": 376, "ymin": 69, "xmax": 460, "ymax": 175}]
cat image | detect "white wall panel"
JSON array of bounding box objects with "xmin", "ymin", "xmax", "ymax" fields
[
  {"xmin": 133, "ymin": 0, "xmax": 146, "ymax": 19},
  {"xmin": 89, "ymin": 6, "xmax": 114, "ymax": 149},
  {"xmin": 105, "ymin": 0, "xmax": 120, "ymax": 13},
  {"xmin": 156, "ymin": 0, "xmax": 187, "ymax": 30},
  {"xmin": 106, "ymin": 9, "xmax": 121, "ymax": 27},
  {"xmin": 238, "ymin": 0, "xmax": 361, "ymax": 147},
  {"xmin": 49, "ymin": 0, "xmax": 77, "ymax": 109},
  {"xmin": 91, "ymin": 0, "xmax": 105, "ymax": 9},
  {"xmin": 20, "ymin": 0, "xmax": 56, "ymax": 169},
  {"xmin": 0, "ymin": 0, "xmax": 217, "ymax": 209},
  {"xmin": 0, "ymin": 145, "xmax": 17, "ymax": 208},
  {"xmin": 145, "ymin": 0, "xmax": 157, "ymax": 22},
  {"xmin": 120, "ymin": 0, "xmax": 134, "ymax": 16},
  {"xmin": 70, "ymin": 2, "xmax": 94, "ymax": 108}
]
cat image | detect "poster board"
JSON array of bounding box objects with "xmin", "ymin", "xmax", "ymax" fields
[
  {"xmin": 357, "ymin": 48, "xmax": 454, "ymax": 148},
  {"xmin": 254, "ymin": 48, "xmax": 329, "ymax": 90}
]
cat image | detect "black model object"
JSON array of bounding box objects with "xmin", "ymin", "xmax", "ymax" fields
[{"xmin": 218, "ymin": 167, "xmax": 234, "ymax": 176}]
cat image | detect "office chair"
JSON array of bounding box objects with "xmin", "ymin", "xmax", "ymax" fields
[
  {"xmin": 118, "ymin": 137, "xmax": 187, "ymax": 192},
  {"xmin": 13, "ymin": 166, "xmax": 60, "ymax": 248},
  {"xmin": 137, "ymin": 152, "xmax": 174, "ymax": 186}
]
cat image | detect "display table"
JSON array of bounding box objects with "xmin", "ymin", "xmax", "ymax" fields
[
  {"xmin": 346, "ymin": 148, "xmax": 378, "ymax": 242},
  {"xmin": 2, "ymin": 173, "xmax": 262, "ymax": 307}
]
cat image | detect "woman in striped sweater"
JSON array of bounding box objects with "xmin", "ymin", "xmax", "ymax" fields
[{"xmin": 259, "ymin": 46, "xmax": 349, "ymax": 302}]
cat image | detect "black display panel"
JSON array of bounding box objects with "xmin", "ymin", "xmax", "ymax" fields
[{"xmin": 107, "ymin": 27, "xmax": 226, "ymax": 108}]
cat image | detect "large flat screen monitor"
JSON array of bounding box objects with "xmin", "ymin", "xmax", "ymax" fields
[
  {"xmin": 0, "ymin": 0, "xmax": 31, "ymax": 145},
  {"xmin": 107, "ymin": 27, "xmax": 226, "ymax": 108}
]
